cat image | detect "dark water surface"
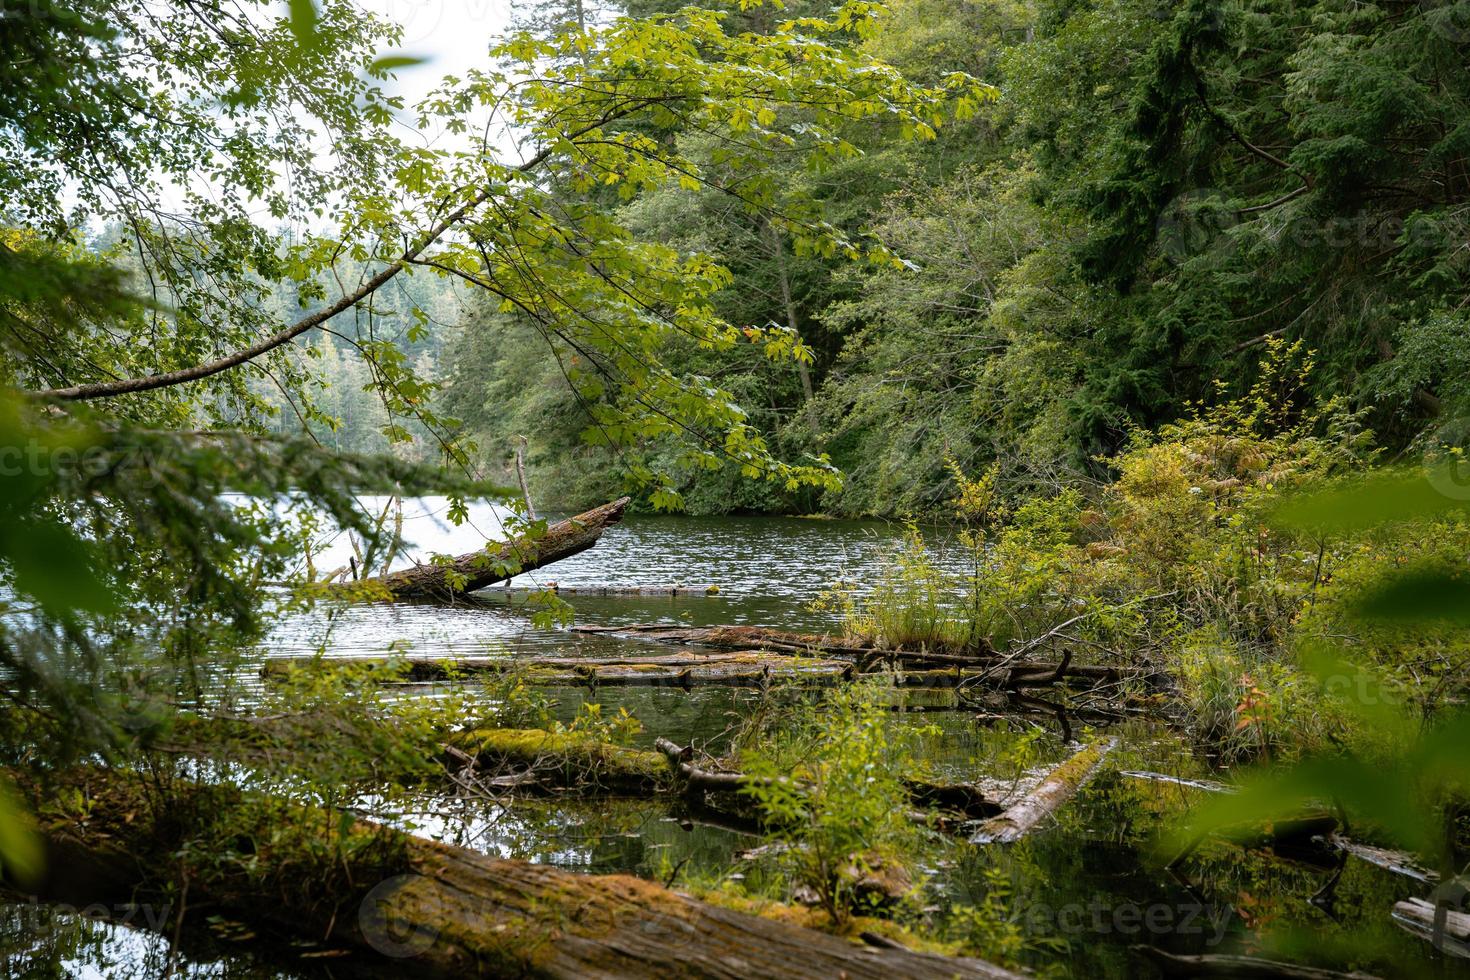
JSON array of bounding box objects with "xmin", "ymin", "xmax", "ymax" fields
[{"xmin": 5, "ymin": 511, "xmax": 1462, "ymax": 978}]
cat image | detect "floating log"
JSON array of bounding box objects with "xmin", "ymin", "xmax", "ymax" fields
[
  {"xmin": 1327, "ymin": 834, "xmax": 1439, "ymax": 884},
  {"xmin": 969, "ymin": 737, "xmax": 1118, "ymax": 844},
  {"xmin": 263, "ymin": 651, "xmax": 854, "ymax": 689},
  {"xmin": 348, "ymin": 497, "xmax": 630, "ymax": 600},
  {"xmin": 1136, "ymin": 947, "xmax": 1384, "ymax": 978},
  {"xmin": 652, "ymin": 738, "xmax": 1001, "ymax": 820},
  {"xmin": 13, "ymin": 768, "xmax": 1023, "ymax": 980},
  {"xmin": 1392, "ymin": 897, "xmax": 1470, "ymax": 958}
]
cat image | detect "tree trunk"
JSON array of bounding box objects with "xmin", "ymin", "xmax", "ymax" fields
[
  {"xmin": 352, "ymin": 497, "xmax": 629, "ymax": 600},
  {"xmin": 14, "ymin": 768, "xmax": 1024, "ymax": 980},
  {"xmin": 969, "ymin": 737, "xmax": 1118, "ymax": 843}
]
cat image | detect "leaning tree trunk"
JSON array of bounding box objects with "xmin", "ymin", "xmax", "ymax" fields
[
  {"xmin": 14, "ymin": 768, "xmax": 1024, "ymax": 980},
  {"xmin": 969, "ymin": 737, "xmax": 1118, "ymax": 844},
  {"xmin": 352, "ymin": 497, "xmax": 629, "ymax": 600}
]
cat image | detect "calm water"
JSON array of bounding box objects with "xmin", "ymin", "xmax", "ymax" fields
[{"xmin": 6, "ymin": 507, "xmax": 1463, "ymax": 978}]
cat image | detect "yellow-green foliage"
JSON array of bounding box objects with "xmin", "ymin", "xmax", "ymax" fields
[
  {"xmin": 736, "ymin": 679, "xmax": 928, "ymax": 924},
  {"xmin": 856, "ymin": 343, "xmax": 1470, "ymax": 761}
]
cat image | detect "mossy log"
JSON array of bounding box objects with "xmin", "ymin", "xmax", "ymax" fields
[
  {"xmin": 446, "ymin": 727, "xmax": 673, "ymax": 792},
  {"xmin": 969, "ymin": 737, "xmax": 1118, "ymax": 844},
  {"xmin": 349, "ymin": 497, "xmax": 629, "ymax": 600},
  {"xmin": 262, "ymin": 651, "xmax": 855, "ymax": 689},
  {"xmin": 13, "ymin": 768, "xmax": 1023, "ymax": 979},
  {"xmin": 652, "ymin": 738, "xmax": 1001, "ymax": 820}
]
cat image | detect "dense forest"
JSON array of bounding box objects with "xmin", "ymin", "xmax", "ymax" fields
[
  {"xmin": 4, "ymin": 1, "xmax": 1470, "ymax": 978},
  {"xmin": 439, "ymin": 0, "xmax": 1470, "ymax": 516}
]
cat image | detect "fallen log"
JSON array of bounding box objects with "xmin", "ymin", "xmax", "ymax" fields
[
  {"xmin": 573, "ymin": 623, "xmax": 885, "ymax": 655},
  {"xmin": 349, "ymin": 497, "xmax": 630, "ymax": 600},
  {"xmin": 1392, "ymin": 897, "xmax": 1470, "ymax": 958},
  {"xmin": 653, "ymin": 738, "xmax": 1001, "ymax": 820},
  {"xmin": 446, "ymin": 727, "xmax": 672, "ymax": 792},
  {"xmin": 263, "ymin": 651, "xmax": 854, "ymax": 689},
  {"xmin": 968, "ymin": 737, "xmax": 1118, "ymax": 844},
  {"xmin": 13, "ymin": 768, "xmax": 1023, "ymax": 980},
  {"xmin": 1136, "ymin": 947, "xmax": 1383, "ymax": 978}
]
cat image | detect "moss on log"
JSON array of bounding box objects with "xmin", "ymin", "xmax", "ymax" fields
[
  {"xmin": 446, "ymin": 727, "xmax": 672, "ymax": 791},
  {"xmin": 348, "ymin": 497, "xmax": 629, "ymax": 600},
  {"xmin": 10, "ymin": 768, "xmax": 1024, "ymax": 979}
]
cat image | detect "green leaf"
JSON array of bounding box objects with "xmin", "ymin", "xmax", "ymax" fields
[
  {"xmin": 1270, "ymin": 467, "xmax": 1470, "ymax": 533},
  {"xmin": 0, "ymin": 777, "xmax": 42, "ymax": 888},
  {"xmin": 1, "ymin": 519, "xmax": 114, "ymax": 616},
  {"xmin": 368, "ymin": 54, "xmax": 427, "ymax": 74},
  {"xmin": 286, "ymin": 0, "xmax": 319, "ymax": 48},
  {"xmin": 1347, "ymin": 567, "xmax": 1470, "ymax": 626}
]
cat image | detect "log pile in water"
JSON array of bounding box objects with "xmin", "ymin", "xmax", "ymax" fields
[
  {"xmin": 261, "ymin": 649, "xmax": 1147, "ymax": 693},
  {"xmin": 346, "ymin": 497, "xmax": 630, "ymax": 601},
  {"xmin": 573, "ymin": 623, "xmax": 1155, "ymax": 690},
  {"xmin": 263, "ymin": 650, "xmax": 855, "ymax": 689},
  {"xmin": 12, "ymin": 768, "xmax": 1024, "ymax": 980}
]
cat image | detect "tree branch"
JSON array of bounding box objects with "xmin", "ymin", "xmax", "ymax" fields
[{"xmin": 30, "ymin": 113, "xmax": 636, "ymax": 403}]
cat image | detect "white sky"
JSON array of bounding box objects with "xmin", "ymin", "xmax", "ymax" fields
[{"xmin": 359, "ymin": 0, "xmax": 517, "ymax": 105}]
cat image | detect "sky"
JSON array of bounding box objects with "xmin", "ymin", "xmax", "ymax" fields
[{"xmin": 359, "ymin": 0, "xmax": 516, "ymax": 105}]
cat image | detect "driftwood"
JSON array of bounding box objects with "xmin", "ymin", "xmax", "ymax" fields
[
  {"xmin": 969, "ymin": 737, "xmax": 1118, "ymax": 844},
  {"xmin": 652, "ymin": 738, "xmax": 1001, "ymax": 820},
  {"xmin": 1136, "ymin": 947, "xmax": 1383, "ymax": 978},
  {"xmin": 350, "ymin": 497, "xmax": 629, "ymax": 600},
  {"xmin": 15, "ymin": 768, "xmax": 1022, "ymax": 980},
  {"xmin": 1392, "ymin": 897, "xmax": 1470, "ymax": 958},
  {"xmin": 263, "ymin": 651, "xmax": 854, "ymax": 689}
]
